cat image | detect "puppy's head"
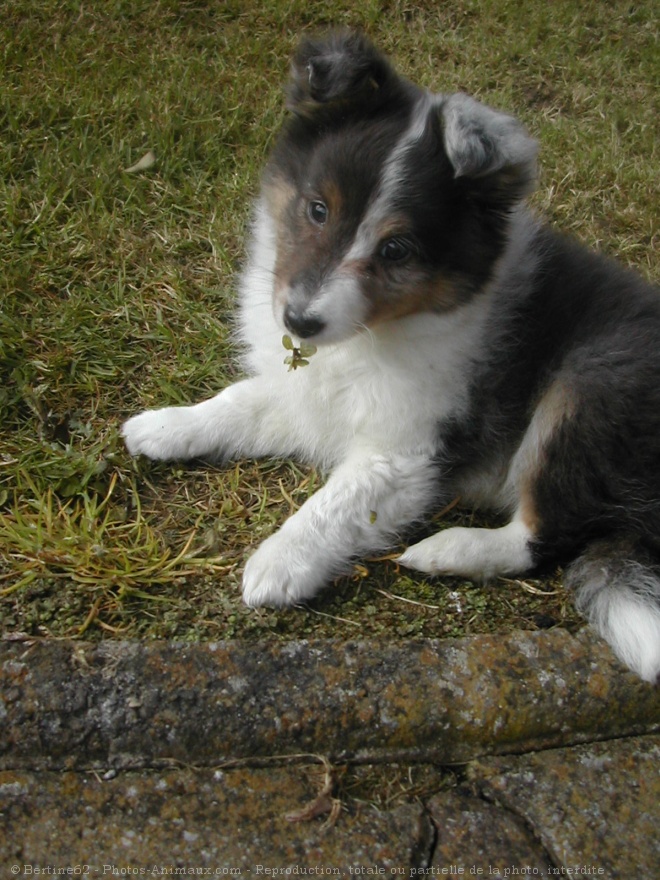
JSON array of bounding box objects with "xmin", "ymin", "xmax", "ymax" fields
[{"xmin": 263, "ymin": 32, "xmax": 538, "ymax": 345}]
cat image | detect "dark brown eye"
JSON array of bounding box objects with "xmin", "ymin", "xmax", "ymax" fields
[
  {"xmin": 380, "ymin": 237, "xmax": 411, "ymax": 262},
  {"xmin": 308, "ymin": 200, "xmax": 328, "ymax": 225}
]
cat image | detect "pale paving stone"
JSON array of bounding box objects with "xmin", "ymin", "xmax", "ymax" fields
[{"xmin": 475, "ymin": 735, "xmax": 660, "ymax": 879}]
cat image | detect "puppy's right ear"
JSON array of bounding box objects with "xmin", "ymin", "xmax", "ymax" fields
[
  {"xmin": 441, "ymin": 94, "xmax": 538, "ymax": 205},
  {"xmin": 287, "ymin": 31, "xmax": 393, "ymax": 117}
]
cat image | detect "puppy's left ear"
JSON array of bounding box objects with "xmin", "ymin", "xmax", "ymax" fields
[
  {"xmin": 442, "ymin": 94, "xmax": 538, "ymax": 205},
  {"xmin": 287, "ymin": 31, "xmax": 393, "ymax": 118}
]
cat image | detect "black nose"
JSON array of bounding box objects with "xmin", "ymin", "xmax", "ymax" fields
[{"xmin": 283, "ymin": 304, "xmax": 325, "ymax": 339}]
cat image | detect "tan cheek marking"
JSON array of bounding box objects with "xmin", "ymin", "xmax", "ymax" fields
[
  {"xmin": 323, "ymin": 180, "xmax": 344, "ymax": 218},
  {"xmin": 263, "ymin": 180, "xmax": 297, "ymax": 311},
  {"xmin": 271, "ymin": 181, "xmax": 347, "ymax": 308},
  {"xmin": 262, "ymin": 178, "xmax": 309, "ymax": 305},
  {"xmin": 263, "ymin": 177, "xmax": 296, "ymax": 226},
  {"xmin": 365, "ymin": 274, "xmax": 468, "ymax": 325},
  {"xmin": 273, "ymin": 226, "xmax": 322, "ymax": 298},
  {"xmin": 263, "ymin": 178, "xmax": 299, "ymax": 282}
]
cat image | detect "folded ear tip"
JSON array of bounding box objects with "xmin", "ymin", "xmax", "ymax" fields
[
  {"xmin": 442, "ymin": 93, "xmax": 538, "ymax": 195},
  {"xmin": 286, "ymin": 30, "xmax": 391, "ymax": 116}
]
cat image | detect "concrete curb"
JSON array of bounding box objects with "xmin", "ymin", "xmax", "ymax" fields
[{"xmin": 2, "ymin": 628, "xmax": 659, "ymax": 771}]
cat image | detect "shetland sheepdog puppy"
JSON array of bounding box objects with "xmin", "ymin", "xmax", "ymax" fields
[{"xmin": 123, "ymin": 32, "xmax": 660, "ymax": 683}]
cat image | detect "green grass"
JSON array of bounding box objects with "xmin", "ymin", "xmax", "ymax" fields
[{"xmin": 1, "ymin": 0, "xmax": 658, "ymax": 641}]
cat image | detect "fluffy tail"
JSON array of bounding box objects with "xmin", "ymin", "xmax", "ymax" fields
[{"xmin": 565, "ymin": 537, "xmax": 660, "ymax": 683}]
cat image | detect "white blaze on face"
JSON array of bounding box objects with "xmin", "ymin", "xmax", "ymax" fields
[
  {"xmin": 344, "ymin": 93, "xmax": 433, "ymax": 266},
  {"xmin": 303, "ymin": 271, "xmax": 369, "ymax": 344}
]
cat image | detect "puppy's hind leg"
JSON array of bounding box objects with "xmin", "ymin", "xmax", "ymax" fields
[
  {"xmin": 398, "ymin": 518, "xmax": 535, "ymax": 581},
  {"xmin": 400, "ymin": 377, "xmax": 574, "ymax": 581}
]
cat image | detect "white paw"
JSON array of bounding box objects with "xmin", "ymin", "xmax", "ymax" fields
[
  {"xmin": 399, "ymin": 527, "xmax": 478, "ymax": 577},
  {"xmin": 398, "ymin": 522, "xmax": 533, "ymax": 580},
  {"xmin": 242, "ymin": 532, "xmax": 326, "ymax": 608},
  {"xmin": 122, "ymin": 407, "xmax": 201, "ymax": 461}
]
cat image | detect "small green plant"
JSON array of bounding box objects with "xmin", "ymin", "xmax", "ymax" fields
[{"xmin": 282, "ymin": 335, "xmax": 317, "ymax": 371}]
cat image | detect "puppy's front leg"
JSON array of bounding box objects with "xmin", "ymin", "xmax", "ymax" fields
[
  {"xmin": 122, "ymin": 378, "xmax": 299, "ymax": 463},
  {"xmin": 242, "ymin": 451, "xmax": 438, "ymax": 607}
]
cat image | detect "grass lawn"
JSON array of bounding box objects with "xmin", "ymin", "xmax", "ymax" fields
[{"xmin": 1, "ymin": 0, "xmax": 658, "ymax": 642}]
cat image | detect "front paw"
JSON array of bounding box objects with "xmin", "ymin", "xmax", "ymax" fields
[
  {"xmin": 242, "ymin": 532, "xmax": 326, "ymax": 608},
  {"xmin": 122, "ymin": 406, "xmax": 200, "ymax": 461}
]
